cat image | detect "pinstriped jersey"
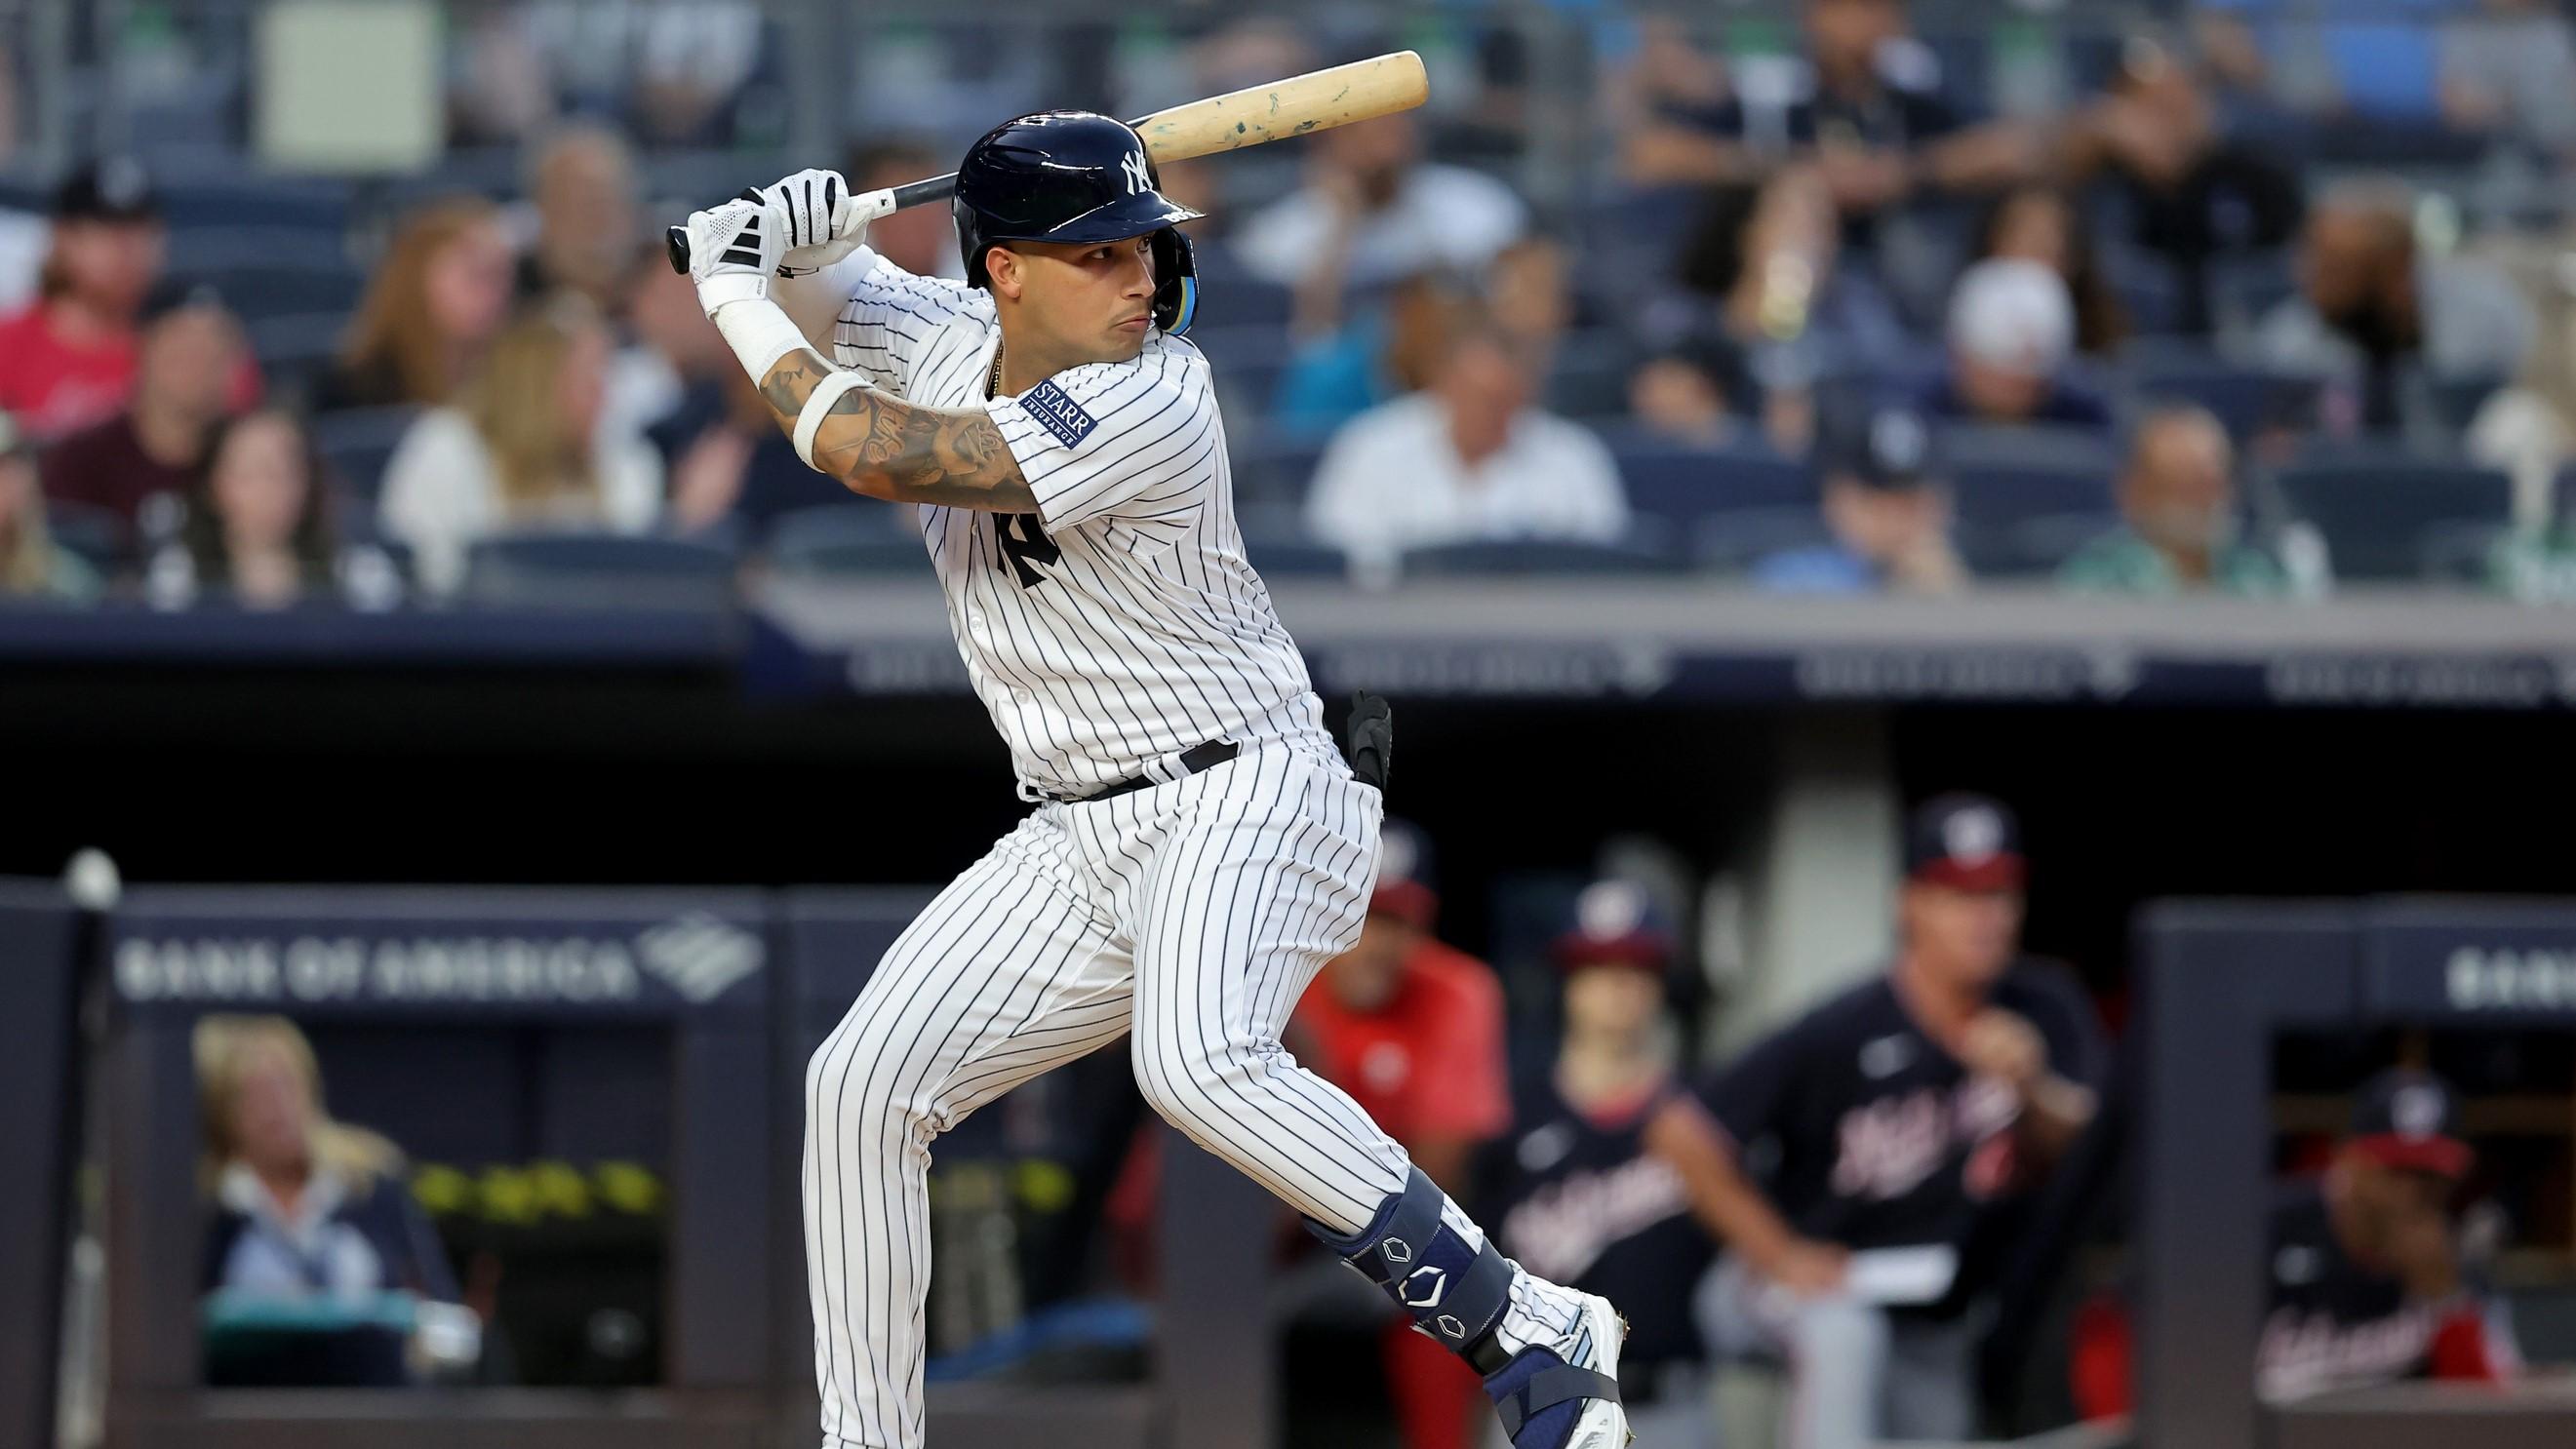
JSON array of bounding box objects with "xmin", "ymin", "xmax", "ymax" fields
[{"xmin": 830, "ymin": 250, "xmax": 1322, "ymax": 800}]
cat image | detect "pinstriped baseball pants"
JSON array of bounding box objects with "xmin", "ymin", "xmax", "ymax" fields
[{"xmin": 801, "ymin": 733, "xmax": 1411, "ymax": 1449}]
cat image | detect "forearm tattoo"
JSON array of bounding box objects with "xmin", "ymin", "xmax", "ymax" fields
[{"xmin": 758, "ymin": 350, "xmax": 1036, "ymax": 512}]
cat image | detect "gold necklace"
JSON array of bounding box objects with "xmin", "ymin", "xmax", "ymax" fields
[{"xmin": 988, "ymin": 340, "xmax": 1004, "ymax": 400}]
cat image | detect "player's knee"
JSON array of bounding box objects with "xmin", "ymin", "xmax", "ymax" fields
[
  {"xmin": 1127, "ymin": 1025, "xmax": 1257, "ymax": 1131},
  {"xmin": 805, "ymin": 1029, "xmax": 930, "ymax": 1148}
]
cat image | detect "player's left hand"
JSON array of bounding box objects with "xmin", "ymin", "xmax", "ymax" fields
[
  {"xmin": 1957, "ymin": 1008, "xmax": 2045, "ymax": 1094},
  {"xmin": 682, "ymin": 189, "xmax": 780, "ymax": 318}
]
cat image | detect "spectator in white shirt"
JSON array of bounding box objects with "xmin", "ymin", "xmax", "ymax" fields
[
  {"xmin": 1305, "ymin": 314, "xmax": 1628, "ymax": 576},
  {"xmin": 1227, "ymin": 110, "xmax": 1526, "ymax": 294},
  {"xmin": 379, "ymin": 296, "xmax": 661, "ymax": 596}
]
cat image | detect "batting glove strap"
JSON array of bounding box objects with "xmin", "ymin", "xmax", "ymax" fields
[
  {"xmin": 1307, "ymin": 1166, "xmax": 1513, "ymax": 1361},
  {"xmin": 793, "ymin": 371, "xmax": 873, "ymax": 472}
]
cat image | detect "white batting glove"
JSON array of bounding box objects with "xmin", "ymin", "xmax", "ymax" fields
[
  {"xmin": 764, "ymin": 168, "xmax": 868, "ymax": 276},
  {"xmin": 683, "ymin": 188, "xmax": 781, "ymax": 318}
]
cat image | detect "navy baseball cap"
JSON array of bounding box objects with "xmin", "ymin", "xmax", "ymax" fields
[
  {"xmin": 54, "ymin": 157, "xmax": 160, "ymax": 223},
  {"xmin": 1552, "ymin": 880, "xmax": 1674, "ymax": 975},
  {"xmin": 1818, "ymin": 401, "xmax": 1941, "ymax": 491},
  {"xmin": 1369, "ymin": 818, "xmax": 1438, "ymax": 930},
  {"xmin": 1905, "ymin": 793, "xmax": 2026, "ymax": 891},
  {"xmin": 2349, "ymin": 1069, "xmax": 2473, "ymax": 1179}
]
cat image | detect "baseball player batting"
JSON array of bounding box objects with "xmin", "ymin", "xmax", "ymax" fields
[{"xmin": 675, "ymin": 98, "xmax": 1630, "ymax": 1449}]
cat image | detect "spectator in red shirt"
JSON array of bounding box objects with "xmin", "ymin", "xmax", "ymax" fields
[
  {"xmin": 0, "ymin": 159, "xmax": 168, "ymax": 441},
  {"xmin": 1286, "ymin": 820, "xmax": 1508, "ymax": 1449},
  {"xmin": 41, "ymin": 282, "xmax": 249, "ymax": 556}
]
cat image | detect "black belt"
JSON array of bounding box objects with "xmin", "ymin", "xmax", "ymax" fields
[{"xmin": 1060, "ymin": 739, "xmax": 1239, "ymax": 803}]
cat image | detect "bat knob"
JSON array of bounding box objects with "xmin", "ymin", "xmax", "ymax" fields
[{"xmin": 664, "ymin": 224, "xmax": 692, "ymax": 276}]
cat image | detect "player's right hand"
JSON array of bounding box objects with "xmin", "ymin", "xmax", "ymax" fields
[
  {"xmin": 763, "ymin": 168, "xmax": 866, "ymax": 276},
  {"xmin": 1759, "ymin": 1236, "xmax": 1850, "ymax": 1298}
]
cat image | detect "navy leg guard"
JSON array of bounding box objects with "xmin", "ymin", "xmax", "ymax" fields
[{"xmin": 1307, "ymin": 1167, "xmax": 1515, "ymax": 1370}]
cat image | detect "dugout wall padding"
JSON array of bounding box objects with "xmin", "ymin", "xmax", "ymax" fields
[{"xmin": 0, "ymin": 879, "xmax": 81, "ymax": 1449}]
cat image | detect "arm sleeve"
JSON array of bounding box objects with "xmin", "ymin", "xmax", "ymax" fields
[
  {"xmin": 820, "ymin": 247, "xmax": 982, "ymax": 399},
  {"xmin": 986, "ymin": 348, "xmax": 1221, "ymax": 531}
]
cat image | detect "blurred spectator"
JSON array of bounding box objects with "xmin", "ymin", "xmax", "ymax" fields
[
  {"xmin": 1229, "ymin": 111, "xmax": 1526, "ymax": 294},
  {"xmin": 517, "ymin": 123, "xmax": 640, "ymax": 309},
  {"xmin": 146, "ymin": 410, "xmax": 382, "ymax": 610},
  {"xmin": 1693, "ymin": 794, "xmax": 2106, "ymax": 1449},
  {"xmin": 1640, "ymin": 0, "xmax": 2037, "ymax": 227},
  {"xmin": 2060, "ymin": 407, "xmax": 2289, "ymax": 597},
  {"xmin": 1288, "ymin": 821, "xmax": 1507, "ymax": 1449},
  {"xmin": 1653, "ymin": 167, "xmax": 1909, "ymax": 452},
  {"xmin": 607, "ymin": 246, "xmax": 729, "ymax": 467},
  {"xmin": 2439, "ymin": 0, "xmax": 2576, "ymax": 160},
  {"xmin": 0, "ymin": 160, "xmax": 168, "ymax": 440},
  {"xmin": 2257, "ymin": 1072, "xmax": 2519, "ymax": 1398},
  {"xmin": 0, "ymin": 412, "xmax": 102, "ymax": 604},
  {"xmin": 196, "ymin": 1014, "xmax": 472, "ymax": 1387},
  {"xmin": 1611, "ymin": 16, "xmax": 1747, "ymax": 188},
  {"xmin": 2251, "ymin": 180, "xmax": 2528, "ymax": 442},
  {"xmin": 2060, "ymin": 39, "xmax": 2304, "ymax": 336},
  {"xmin": 2467, "ymin": 230, "xmax": 2576, "ymax": 532},
  {"xmin": 1274, "ymin": 271, "xmax": 1471, "ymax": 437},
  {"xmin": 1304, "ymin": 313, "xmax": 1627, "ymax": 574},
  {"xmin": 2073, "ymin": 1070, "xmax": 2520, "ymax": 1417},
  {"xmin": 1755, "ymin": 402, "xmax": 1966, "ymax": 594},
  {"xmin": 657, "ymin": 364, "xmax": 832, "ymax": 537},
  {"xmin": 847, "ymin": 137, "xmax": 966, "ymax": 281},
  {"xmin": 1486, "ymin": 237, "xmax": 1575, "ymax": 373},
  {"xmin": 40, "ymin": 282, "xmax": 247, "ymax": 551},
  {"xmin": 314, "ymin": 198, "xmax": 516, "ymax": 413},
  {"xmin": 1626, "ymin": 341, "xmax": 1738, "ymax": 448},
  {"xmin": 1480, "ymin": 881, "xmax": 1744, "ymax": 1444},
  {"xmin": 1922, "ymin": 259, "xmax": 2113, "ymax": 431},
  {"xmin": 379, "ymin": 297, "xmax": 662, "ymax": 596},
  {"xmin": 1973, "ymin": 186, "xmax": 2124, "ymax": 357}
]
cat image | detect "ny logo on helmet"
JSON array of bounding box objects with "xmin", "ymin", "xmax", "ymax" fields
[{"xmin": 1121, "ymin": 149, "xmax": 1149, "ymax": 197}]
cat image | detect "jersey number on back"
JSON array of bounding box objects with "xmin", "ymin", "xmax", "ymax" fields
[{"xmin": 993, "ymin": 513, "xmax": 1061, "ymax": 589}]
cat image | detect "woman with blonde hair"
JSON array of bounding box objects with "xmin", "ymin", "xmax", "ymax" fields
[
  {"xmin": 314, "ymin": 197, "xmax": 516, "ymax": 412},
  {"xmin": 377, "ymin": 294, "xmax": 663, "ymax": 594},
  {"xmin": 0, "ymin": 411, "xmax": 102, "ymax": 603},
  {"xmin": 196, "ymin": 1015, "xmax": 471, "ymax": 1385}
]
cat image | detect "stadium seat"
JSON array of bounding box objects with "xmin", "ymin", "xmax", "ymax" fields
[
  {"xmin": 1187, "ymin": 324, "xmax": 1293, "ymax": 422},
  {"xmin": 460, "ymin": 532, "xmax": 739, "ymax": 607},
  {"xmin": 1544, "ymin": 331, "xmax": 1635, "ymax": 420},
  {"xmin": 1230, "ymin": 433, "xmax": 1328, "ymax": 506},
  {"xmin": 1607, "ymin": 434, "xmax": 1814, "ymax": 536},
  {"xmin": 2120, "ymin": 340, "xmax": 2321, "ymax": 440},
  {"xmin": 177, "ymin": 263, "xmax": 366, "ymax": 323},
  {"xmin": 42, "ymin": 499, "xmax": 130, "ymax": 572},
  {"xmin": 248, "ymin": 312, "xmax": 348, "ymax": 399},
  {"xmin": 1398, "ymin": 527, "xmax": 1684, "ymax": 580},
  {"xmin": 1190, "ymin": 246, "xmax": 1294, "ymax": 330},
  {"xmin": 2272, "ymin": 458, "xmax": 2515, "ymax": 582},
  {"xmin": 157, "ymin": 179, "xmax": 354, "ymax": 235},
  {"xmin": 1236, "ymin": 504, "xmax": 1350, "ymax": 580},
  {"xmin": 765, "ymin": 504, "xmax": 928, "ymax": 576},
  {"xmin": 2208, "ymin": 250, "xmax": 2298, "ymax": 339},
  {"xmin": 2104, "ymin": 249, "xmax": 2186, "ymax": 337},
  {"xmin": 1939, "ymin": 425, "xmax": 2120, "ymax": 576},
  {"xmin": 169, "ymin": 226, "xmax": 351, "ymax": 275},
  {"xmin": 308, "ymin": 407, "xmax": 420, "ymax": 501}
]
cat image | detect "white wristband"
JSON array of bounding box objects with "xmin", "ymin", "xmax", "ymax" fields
[
  {"xmin": 795, "ymin": 371, "xmax": 873, "ymax": 471},
  {"xmin": 711, "ymin": 296, "xmax": 810, "ymax": 383}
]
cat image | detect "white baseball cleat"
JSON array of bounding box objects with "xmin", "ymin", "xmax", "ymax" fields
[{"xmin": 1483, "ymin": 1291, "xmax": 1632, "ymax": 1449}]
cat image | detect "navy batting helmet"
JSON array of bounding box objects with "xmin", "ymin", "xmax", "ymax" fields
[{"xmin": 952, "ymin": 110, "xmax": 1202, "ymax": 335}]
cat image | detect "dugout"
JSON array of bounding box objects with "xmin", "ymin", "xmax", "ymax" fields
[
  {"xmin": 92, "ymin": 886, "xmax": 775, "ymax": 1449},
  {"xmin": 2135, "ymin": 897, "xmax": 2576, "ymax": 1449}
]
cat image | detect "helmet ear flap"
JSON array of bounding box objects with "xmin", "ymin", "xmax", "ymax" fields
[{"xmin": 1151, "ymin": 228, "xmax": 1197, "ymax": 335}]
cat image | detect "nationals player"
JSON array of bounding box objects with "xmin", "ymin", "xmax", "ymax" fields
[{"xmin": 677, "ymin": 112, "xmax": 1628, "ymax": 1449}]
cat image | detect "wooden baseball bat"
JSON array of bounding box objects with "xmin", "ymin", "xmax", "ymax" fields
[{"xmin": 665, "ymin": 50, "xmax": 1428, "ymax": 274}]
